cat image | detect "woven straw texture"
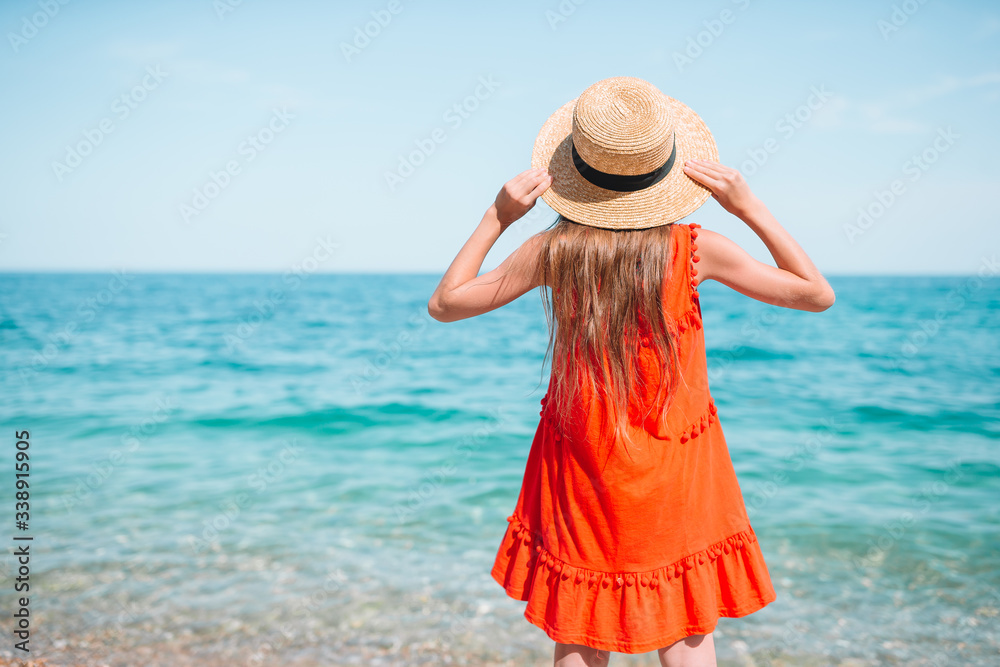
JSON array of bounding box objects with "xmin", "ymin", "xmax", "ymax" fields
[{"xmin": 531, "ymin": 77, "xmax": 719, "ymax": 230}]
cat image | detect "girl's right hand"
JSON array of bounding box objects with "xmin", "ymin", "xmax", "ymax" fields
[
  {"xmin": 493, "ymin": 168, "xmax": 553, "ymax": 227},
  {"xmin": 682, "ymin": 159, "xmax": 761, "ymax": 219}
]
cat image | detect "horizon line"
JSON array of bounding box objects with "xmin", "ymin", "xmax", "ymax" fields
[{"xmin": 0, "ymin": 270, "xmax": 989, "ymax": 278}]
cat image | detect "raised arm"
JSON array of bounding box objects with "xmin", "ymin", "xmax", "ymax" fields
[
  {"xmin": 683, "ymin": 159, "xmax": 835, "ymax": 312},
  {"xmin": 427, "ymin": 168, "xmax": 552, "ymax": 323}
]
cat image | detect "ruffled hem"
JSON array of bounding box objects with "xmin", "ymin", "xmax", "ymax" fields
[{"xmin": 490, "ymin": 514, "xmax": 777, "ymax": 654}]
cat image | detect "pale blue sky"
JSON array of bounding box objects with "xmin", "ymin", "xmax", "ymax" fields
[{"xmin": 1, "ymin": 0, "xmax": 998, "ymax": 274}]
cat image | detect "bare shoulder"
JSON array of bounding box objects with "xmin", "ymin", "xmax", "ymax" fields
[
  {"xmin": 515, "ymin": 230, "xmax": 549, "ymax": 264},
  {"xmin": 686, "ymin": 227, "xmax": 745, "ymax": 287},
  {"xmin": 685, "ymin": 226, "xmax": 834, "ymax": 311},
  {"xmin": 502, "ymin": 231, "xmax": 549, "ymax": 287}
]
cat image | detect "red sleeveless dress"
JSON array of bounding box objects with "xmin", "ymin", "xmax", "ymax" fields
[{"xmin": 491, "ymin": 222, "xmax": 777, "ymax": 653}]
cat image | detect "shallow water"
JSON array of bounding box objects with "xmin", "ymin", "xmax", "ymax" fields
[{"xmin": 0, "ymin": 272, "xmax": 997, "ymax": 665}]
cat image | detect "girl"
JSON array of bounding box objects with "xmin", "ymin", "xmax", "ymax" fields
[{"xmin": 428, "ymin": 77, "xmax": 834, "ymax": 667}]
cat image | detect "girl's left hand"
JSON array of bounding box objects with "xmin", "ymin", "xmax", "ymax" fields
[
  {"xmin": 682, "ymin": 159, "xmax": 760, "ymax": 220},
  {"xmin": 493, "ymin": 168, "xmax": 553, "ymax": 227}
]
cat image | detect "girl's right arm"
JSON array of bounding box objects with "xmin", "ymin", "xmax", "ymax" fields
[{"xmin": 683, "ymin": 159, "xmax": 835, "ymax": 312}]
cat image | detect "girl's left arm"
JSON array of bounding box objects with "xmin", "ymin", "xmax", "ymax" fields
[{"xmin": 428, "ymin": 168, "xmax": 553, "ymax": 323}]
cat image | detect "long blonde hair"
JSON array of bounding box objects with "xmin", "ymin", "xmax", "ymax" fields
[{"xmin": 533, "ymin": 215, "xmax": 684, "ymax": 453}]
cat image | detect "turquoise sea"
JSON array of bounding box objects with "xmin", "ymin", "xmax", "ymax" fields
[{"xmin": 0, "ymin": 272, "xmax": 998, "ymax": 666}]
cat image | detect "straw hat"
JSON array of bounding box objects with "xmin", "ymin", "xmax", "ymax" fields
[{"xmin": 531, "ymin": 76, "xmax": 719, "ymax": 230}]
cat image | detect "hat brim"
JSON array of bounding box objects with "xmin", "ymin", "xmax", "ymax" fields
[{"xmin": 531, "ymin": 95, "xmax": 719, "ymax": 230}]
